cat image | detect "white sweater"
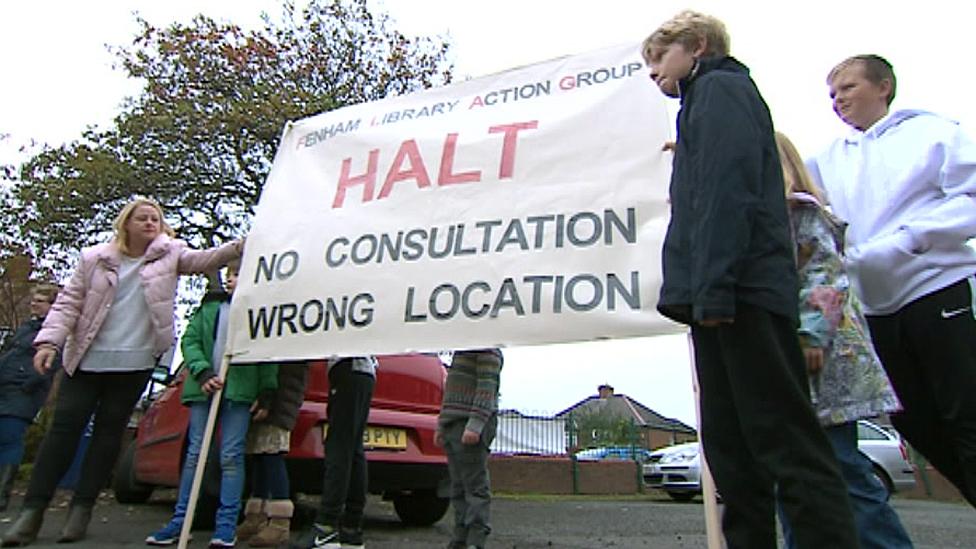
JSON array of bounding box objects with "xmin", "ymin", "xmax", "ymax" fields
[{"xmin": 807, "ymin": 109, "xmax": 976, "ymax": 315}]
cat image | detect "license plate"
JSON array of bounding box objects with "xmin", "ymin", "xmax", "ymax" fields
[{"xmin": 322, "ymin": 424, "xmax": 407, "ymax": 450}]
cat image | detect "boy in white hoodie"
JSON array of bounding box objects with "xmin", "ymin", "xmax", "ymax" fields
[{"xmin": 807, "ymin": 54, "xmax": 976, "ymax": 507}]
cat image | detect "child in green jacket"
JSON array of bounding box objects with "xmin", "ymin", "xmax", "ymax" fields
[{"xmin": 147, "ymin": 260, "xmax": 277, "ymax": 547}]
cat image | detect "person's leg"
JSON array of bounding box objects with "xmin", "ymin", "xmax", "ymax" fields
[
  {"xmin": 289, "ymin": 362, "xmax": 367, "ymax": 549},
  {"xmin": 212, "ymin": 401, "xmax": 250, "ymax": 541},
  {"xmin": 238, "ymin": 451, "xmax": 268, "ymax": 543},
  {"xmin": 443, "ymin": 423, "xmax": 469, "ymax": 547},
  {"xmin": 701, "ymin": 304, "xmax": 859, "ymax": 549},
  {"xmin": 0, "ymin": 417, "xmax": 30, "ymax": 466},
  {"xmin": 317, "ymin": 361, "xmax": 357, "ymax": 527},
  {"xmin": 249, "ymin": 453, "xmax": 268, "ymax": 499},
  {"xmin": 172, "ymin": 402, "xmax": 211, "ymax": 524},
  {"xmin": 0, "ymin": 417, "xmax": 28, "ymax": 512},
  {"xmin": 71, "ymin": 370, "xmax": 151, "ymax": 506},
  {"xmin": 340, "ymin": 371, "xmax": 374, "ymax": 534},
  {"xmin": 249, "ymin": 424, "xmax": 291, "ymax": 500},
  {"xmin": 866, "ymin": 312, "xmax": 974, "ymax": 504},
  {"xmin": 869, "ymin": 276, "xmax": 976, "ymax": 506},
  {"xmin": 248, "ymin": 450, "xmax": 295, "ymax": 547},
  {"xmin": 264, "ymin": 453, "xmax": 290, "ymax": 500},
  {"xmin": 457, "ymin": 415, "xmax": 495, "ymax": 548},
  {"xmin": 21, "ymin": 371, "xmax": 99, "ymax": 509},
  {"xmin": 1, "ymin": 374, "xmax": 99, "ymax": 545},
  {"xmin": 825, "ymin": 422, "xmax": 913, "ymax": 549},
  {"xmin": 145, "ymin": 402, "xmax": 209, "ymax": 545},
  {"xmin": 690, "ymin": 324, "xmax": 777, "ymax": 549}
]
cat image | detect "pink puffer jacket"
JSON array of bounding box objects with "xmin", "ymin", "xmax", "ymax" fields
[{"xmin": 34, "ymin": 234, "xmax": 242, "ymax": 375}]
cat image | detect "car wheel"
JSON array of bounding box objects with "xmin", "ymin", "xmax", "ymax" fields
[
  {"xmin": 112, "ymin": 442, "xmax": 154, "ymax": 504},
  {"xmin": 667, "ymin": 491, "xmax": 696, "ymax": 502},
  {"xmin": 392, "ymin": 490, "xmax": 450, "ymax": 526},
  {"xmin": 871, "ymin": 465, "xmax": 894, "ymax": 497}
]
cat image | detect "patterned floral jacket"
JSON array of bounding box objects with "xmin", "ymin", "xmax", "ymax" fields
[{"xmin": 788, "ymin": 192, "xmax": 901, "ymax": 426}]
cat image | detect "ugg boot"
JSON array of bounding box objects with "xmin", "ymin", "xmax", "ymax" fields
[
  {"xmin": 248, "ymin": 499, "xmax": 293, "ymax": 547},
  {"xmin": 1, "ymin": 507, "xmax": 44, "ymax": 547},
  {"xmin": 0, "ymin": 465, "xmax": 17, "ymax": 512},
  {"xmin": 57, "ymin": 504, "xmax": 92, "ymax": 543},
  {"xmin": 235, "ymin": 498, "xmax": 267, "ymax": 542}
]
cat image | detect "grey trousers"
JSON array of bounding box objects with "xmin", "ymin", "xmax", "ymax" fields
[{"xmin": 443, "ymin": 416, "xmax": 496, "ymax": 547}]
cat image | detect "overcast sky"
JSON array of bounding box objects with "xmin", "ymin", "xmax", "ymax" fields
[{"xmin": 2, "ymin": 0, "xmax": 972, "ymax": 429}]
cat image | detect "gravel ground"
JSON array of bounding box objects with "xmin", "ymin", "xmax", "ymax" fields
[{"xmin": 0, "ymin": 488, "xmax": 971, "ymax": 548}]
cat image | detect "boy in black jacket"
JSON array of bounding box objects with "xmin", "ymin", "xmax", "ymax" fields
[{"xmin": 643, "ymin": 11, "xmax": 857, "ymax": 548}]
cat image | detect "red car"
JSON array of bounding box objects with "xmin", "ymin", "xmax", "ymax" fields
[{"xmin": 113, "ymin": 355, "xmax": 450, "ymax": 526}]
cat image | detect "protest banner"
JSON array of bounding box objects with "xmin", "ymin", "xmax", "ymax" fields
[
  {"xmin": 181, "ymin": 42, "xmax": 720, "ymax": 549},
  {"xmin": 227, "ymin": 41, "xmax": 680, "ymax": 362}
]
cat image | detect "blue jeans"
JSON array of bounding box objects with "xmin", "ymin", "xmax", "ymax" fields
[
  {"xmin": 170, "ymin": 400, "xmax": 251, "ymax": 534},
  {"xmin": 0, "ymin": 416, "xmax": 30, "ymax": 465},
  {"xmin": 780, "ymin": 422, "xmax": 913, "ymax": 549}
]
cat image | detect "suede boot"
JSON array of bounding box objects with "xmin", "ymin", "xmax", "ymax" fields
[
  {"xmin": 0, "ymin": 465, "xmax": 17, "ymax": 512},
  {"xmin": 235, "ymin": 498, "xmax": 267, "ymax": 542},
  {"xmin": 57, "ymin": 504, "xmax": 92, "ymax": 543},
  {"xmin": 1, "ymin": 507, "xmax": 44, "ymax": 547},
  {"xmin": 248, "ymin": 499, "xmax": 293, "ymax": 547}
]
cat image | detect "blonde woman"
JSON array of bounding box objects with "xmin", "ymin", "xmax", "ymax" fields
[{"xmin": 2, "ymin": 197, "xmax": 242, "ymax": 547}]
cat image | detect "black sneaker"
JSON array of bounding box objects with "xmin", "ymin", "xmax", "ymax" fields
[
  {"xmin": 289, "ymin": 524, "xmax": 340, "ymax": 549},
  {"xmin": 339, "ymin": 526, "xmax": 364, "ymax": 548}
]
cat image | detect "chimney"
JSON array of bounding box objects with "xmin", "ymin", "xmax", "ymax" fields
[{"xmin": 598, "ymin": 384, "xmax": 614, "ymax": 399}]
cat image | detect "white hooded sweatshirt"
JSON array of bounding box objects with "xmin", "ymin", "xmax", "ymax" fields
[{"xmin": 807, "ymin": 109, "xmax": 976, "ymax": 315}]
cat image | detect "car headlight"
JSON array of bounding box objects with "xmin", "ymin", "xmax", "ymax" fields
[{"xmin": 660, "ymin": 448, "xmax": 699, "ymax": 464}]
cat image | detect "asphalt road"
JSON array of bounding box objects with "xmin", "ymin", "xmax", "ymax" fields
[{"xmin": 0, "ymin": 489, "xmax": 972, "ymax": 548}]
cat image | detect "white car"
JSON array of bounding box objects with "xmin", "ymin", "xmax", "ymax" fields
[{"xmin": 643, "ymin": 419, "xmax": 916, "ymax": 501}]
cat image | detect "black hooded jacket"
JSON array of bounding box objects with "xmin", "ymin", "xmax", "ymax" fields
[
  {"xmin": 657, "ymin": 56, "xmax": 798, "ymax": 325},
  {"xmin": 0, "ymin": 317, "xmax": 58, "ymax": 419}
]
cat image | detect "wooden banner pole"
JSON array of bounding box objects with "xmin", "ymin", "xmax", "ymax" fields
[{"xmin": 177, "ymin": 353, "xmax": 230, "ymax": 549}]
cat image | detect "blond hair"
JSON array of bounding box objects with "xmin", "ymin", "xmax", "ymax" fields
[
  {"xmin": 774, "ymin": 132, "xmax": 825, "ymax": 204},
  {"xmin": 642, "ymin": 10, "xmax": 730, "ymax": 63},
  {"xmin": 827, "ymin": 54, "xmax": 896, "ymax": 106},
  {"xmin": 113, "ymin": 197, "xmax": 176, "ymax": 255}
]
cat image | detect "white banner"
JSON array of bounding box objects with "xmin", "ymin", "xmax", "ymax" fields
[{"xmin": 228, "ymin": 42, "xmax": 681, "ymax": 362}]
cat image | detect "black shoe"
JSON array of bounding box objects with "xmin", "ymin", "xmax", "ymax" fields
[
  {"xmin": 289, "ymin": 524, "xmax": 339, "ymax": 549},
  {"xmin": 339, "ymin": 527, "xmax": 364, "ymax": 549}
]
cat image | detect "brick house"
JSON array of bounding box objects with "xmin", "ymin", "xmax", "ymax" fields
[{"xmin": 556, "ymin": 384, "xmax": 697, "ymax": 450}]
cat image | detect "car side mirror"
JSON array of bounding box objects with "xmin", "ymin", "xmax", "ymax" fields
[{"xmin": 151, "ymin": 364, "xmax": 171, "ymax": 385}]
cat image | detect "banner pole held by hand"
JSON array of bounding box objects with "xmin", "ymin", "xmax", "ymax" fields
[{"xmin": 177, "ymin": 353, "xmax": 230, "ymax": 549}]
